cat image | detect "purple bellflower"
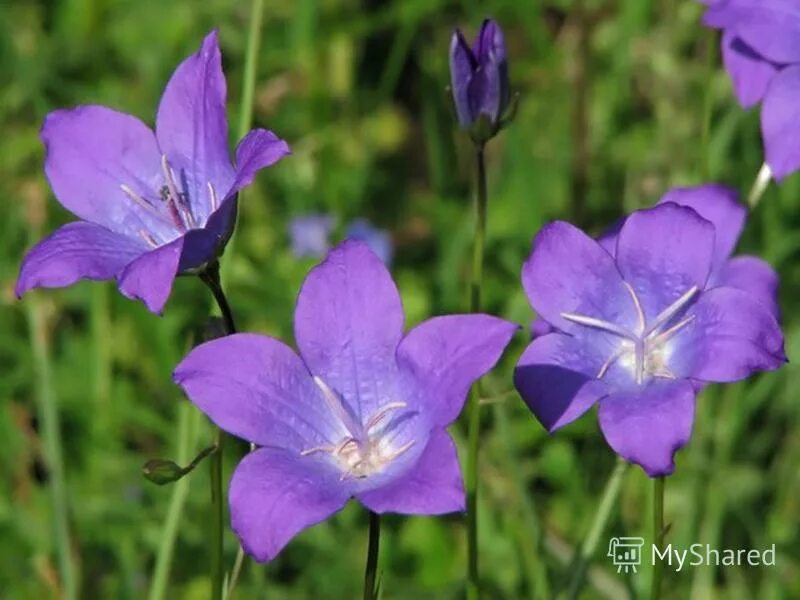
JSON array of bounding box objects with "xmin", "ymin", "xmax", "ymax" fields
[
  {"xmin": 450, "ymin": 19, "xmax": 511, "ymax": 141},
  {"xmin": 16, "ymin": 31, "xmax": 290, "ymax": 313},
  {"xmin": 515, "ymin": 202, "xmax": 786, "ymax": 476},
  {"xmin": 702, "ymin": 0, "xmax": 800, "ymax": 179},
  {"xmin": 174, "ymin": 241, "xmax": 516, "ymax": 561}
]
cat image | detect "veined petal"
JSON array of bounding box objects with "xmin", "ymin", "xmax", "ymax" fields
[
  {"xmin": 357, "ymin": 429, "xmax": 464, "ymax": 515},
  {"xmin": 229, "ymin": 447, "xmax": 351, "ymax": 562},
  {"xmin": 467, "ymin": 61, "xmax": 501, "ymax": 123},
  {"xmin": 117, "ymin": 236, "xmax": 184, "ymax": 314},
  {"xmin": 450, "ymin": 30, "xmax": 477, "ymax": 127},
  {"xmin": 294, "ymin": 240, "xmax": 404, "ymax": 422},
  {"xmin": 178, "ymin": 196, "xmax": 238, "ymax": 273},
  {"xmin": 761, "ymin": 65, "xmax": 800, "ymax": 180},
  {"xmin": 396, "ymin": 314, "xmax": 517, "ymax": 427},
  {"xmin": 657, "ymin": 185, "xmax": 746, "ymax": 270},
  {"xmin": 16, "ymin": 221, "xmax": 148, "ymax": 297},
  {"xmin": 522, "ymin": 221, "xmax": 637, "ymax": 334},
  {"xmin": 173, "ymin": 333, "xmax": 343, "ymax": 451},
  {"xmin": 721, "ymin": 32, "xmax": 780, "ymax": 109},
  {"xmin": 227, "ymin": 128, "xmax": 291, "ymax": 197},
  {"xmin": 514, "ymin": 333, "xmax": 610, "ymax": 432},
  {"xmin": 598, "ymin": 380, "xmax": 696, "ymax": 477},
  {"xmin": 155, "ymin": 30, "xmax": 235, "ymax": 224},
  {"xmin": 669, "ymin": 287, "xmax": 786, "ymax": 383},
  {"xmin": 615, "ymin": 204, "xmax": 715, "ymax": 323},
  {"xmin": 714, "ymin": 255, "xmax": 780, "ymax": 319},
  {"xmin": 41, "ymin": 105, "xmax": 176, "ymax": 240}
]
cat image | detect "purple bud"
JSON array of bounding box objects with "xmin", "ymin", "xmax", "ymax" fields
[{"xmin": 449, "ymin": 18, "xmax": 510, "ymax": 136}]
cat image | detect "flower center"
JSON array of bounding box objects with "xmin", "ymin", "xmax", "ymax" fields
[
  {"xmin": 119, "ymin": 155, "xmax": 220, "ymax": 246},
  {"xmin": 561, "ymin": 283, "xmax": 698, "ymax": 385},
  {"xmin": 300, "ymin": 376, "xmax": 415, "ymax": 480}
]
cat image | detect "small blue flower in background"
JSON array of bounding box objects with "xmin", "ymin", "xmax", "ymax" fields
[
  {"xmin": 289, "ymin": 214, "xmax": 335, "ymax": 258},
  {"xmin": 346, "ymin": 219, "xmax": 394, "ymax": 266}
]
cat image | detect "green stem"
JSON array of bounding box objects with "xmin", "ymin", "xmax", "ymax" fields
[
  {"xmin": 237, "ymin": 0, "xmax": 264, "ymax": 141},
  {"xmin": 465, "ymin": 143, "xmax": 487, "ymax": 600},
  {"xmin": 565, "ymin": 458, "xmax": 629, "ymax": 599},
  {"xmin": 650, "ymin": 477, "xmax": 666, "ymax": 600},
  {"xmin": 363, "ymin": 511, "xmax": 381, "ymax": 600},
  {"xmin": 27, "ymin": 296, "xmax": 77, "ymax": 600},
  {"xmin": 148, "ymin": 404, "xmax": 200, "ymax": 600},
  {"xmin": 700, "ymin": 28, "xmax": 717, "ymax": 181}
]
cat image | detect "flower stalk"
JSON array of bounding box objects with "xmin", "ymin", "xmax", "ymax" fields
[
  {"xmin": 651, "ymin": 476, "xmax": 666, "ymax": 600},
  {"xmin": 466, "ymin": 142, "xmax": 488, "ymax": 599},
  {"xmin": 363, "ymin": 511, "xmax": 381, "ymax": 600}
]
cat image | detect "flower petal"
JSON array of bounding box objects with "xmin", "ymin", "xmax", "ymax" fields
[
  {"xmin": 178, "ymin": 196, "xmax": 238, "ymax": 273},
  {"xmin": 615, "ymin": 204, "xmax": 715, "ymax": 323},
  {"xmin": 173, "ymin": 333, "xmax": 342, "ymax": 451},
  {"xmin": 450, "ymin": 30, "xmax": 477, "ymax": 127},
  {"xmin": 229, "ymin": 447, "xmax": 350, "ymax": 562},
  {"xmin": 155, "ymin": 30, "xmax": 235, "ymax": 224},
  {"xmin": 721, "ymin": 32, "xmax": 780, "ymax": 109},
  {"xmin": 227, "ymin": 128, "xmax": 291, "ymax": 197},
  {"xmin": 657, "ymin": 184, "xmax": 745, "ymax": 270},
  {"xmin": 117, "ymin": 236, "xmax": 184, "ymax": 314},
  {"xmin": 16, "ymin": 222, "xmax": 148, "ymax": 297},
  {"xmin": 514, "ymin": 333, "xmax": 610, "ymax": 432},
  {"xmin": 357, "ymin": 429, "xmax": 464, "ymax": 515},
  {"xmin": 397, "ymin": 314, "xmax": 517, "ymax": 427},
  {"xmin": 294, "ymin": 240, "xmax": 404, "ymax": 422},
  {"xmin": 668, "ymin": 287, "xmax": 786, "ymax": 383},
  {"xmin": 598, "ymin": 380, "xmax": 696, "ymax": 477},
  {"xmin": 41, "ymin": 105, "xmax": 176, "ymax": 240},
  {"xmin": 522, "ymin": 221, "xmax": 637, "ymax": 334},
  {"xmin": 713, "ymin": 255, "xmax": 780, "ymax": 318},
  {"xmin": 761, "ymin": 64, "xmax": 800, "ymax": 180}
]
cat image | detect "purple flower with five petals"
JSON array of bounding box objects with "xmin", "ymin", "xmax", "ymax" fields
[
  {"xmin": 702, "ymin": 1, "xmax": 800, "ymax": 179},
  {"xmin": 174, "ymin": 241, "xmax": 516, "ymax": 561},
  {"xmin": 16, "ymin": 31, "xmax": 290, "ymax": 313},
  {"xmin": 450, "ymin": 19, "xmax": 510, "ymax": 137},
  {"xmin": 515, "ymin": 202, "xmax": 786, "ymax": 476}
]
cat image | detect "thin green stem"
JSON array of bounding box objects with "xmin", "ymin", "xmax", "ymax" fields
[
  {"xmin": 237, "ymin": 0, "xmax": 264, "ymax": 142},
  {"xmin": 700, "ymin": 28, "xmax": 717, "ymax": 181},
  {"xmin": 565, "ymin": 458, "xmax": 629, "ymax": 600},
  {"xmin": 363, "ymin": 511, "xmax": 381, "ymax": 600},
  {"xmin": 224, "ymin": 547, "xmax": 246, "ymax": 600},
  {"xmin": 466, "ymin": 144, "xmax": 487, "ymax": 600},
  {"xmin": 27, "ymin": 296, "xmax": 77, "ymax": 600},
  {"xmin": 148, "ymin": 404, "xmax": 200, "ymax": 600},
  {"xmin": 650, "ymin": 477, "xmax": 666, "ymax": 600}
]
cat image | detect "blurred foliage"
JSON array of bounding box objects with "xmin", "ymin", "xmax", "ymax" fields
[{"xmin": 0, "ymin": 0, "xmax": 798, "ymax": 598}]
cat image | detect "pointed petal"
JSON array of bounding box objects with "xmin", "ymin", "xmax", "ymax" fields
[
  {"xmin": 117, "ymin": 236, "xmax": 184, "ymax": 314},
  {"xmin": 615, "ymin": 204, "xmax": 715, "ymax": 323},
  {"xmin": 357, "ymin": 429, "xmax": 464, "ymax": 515},
  {"xmin": 657, "ymin": 184, "xmax": 746, "ymax": 270},
  {"xmin": 294, "ymin": 240, "xmax": 404, "ymax": 421},
  {"xmin": 41, "ymin": 105, "xmax": 177, "ymax": 240},
  {"xmin": 669, "ymin": 287, "xmax": 785, "ymax": 383},
  {"xmin": 721, "ymin": 32, "xmax": 779, "ymax": 109},
  {"xmin": 173, "ymin": 333, "xmax": 343, "ymax": 451},
  {"xmin": 514, "ymin": 333, "xmax": 610, "ymax": 432},
  {"xmin": 397, "ymin": 314, "xmax": 517, "ymax": 427},
  {"xmin": 16, "ymin": 222, "xmax": 148, "ymax": 297},
  {"xmin": 521, "ymin": 221, "xmax": 637, "ymax": 334},
  {"xmin": 761, "ymin": 65, "xmax": 800, "ymax": 180},
  {"xmin": 450, "ymin": 30, "xmax": 477, "ymax": 126},
  {"xmin": 598, "ymin": 380, "xmax": 696, "ymax": 477},
  {"xmin": 475, "ymin": 19, "xmax": 507, "ymax": 65},
  {"xmin": 229, "ymin": 447, "xmax": 350, "ymax": 562},
  {"xmin": 155, "ymin": 30, "xmax": 235, "ymax": 223},
  {"xmin": 714, "ymin": 255, "xmax": 780, "ymax": 319},
  {"xmin": 177, "ymin": 196, "xmax": 238, "ymax": 273},
  {"xmin": 227, "ymin": 128, "xmax": 290, "ymax": 196}
]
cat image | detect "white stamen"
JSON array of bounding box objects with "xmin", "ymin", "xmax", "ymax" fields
[
  {"xmin": 624, "ymin": 281, "xmax": 646, "ymax": 335},
  {"xmin": 646, "ymin": 286, "xmax": 699, "ymax": 336},
  {"xmin": 561, "ymin": 312, "xmax": 635, "ymax": 340},
  {"xmin": 649, "ymin": 315, "xmax": 696, "ymax": 346},
  {"xmin": 139, "ymin": 229, "xmax": 159, "ymax": 248},
  {"xmin": 365, "ymin": 401, "xmax": 407, "ymax": 433},
  {"xmin": 208, "ymin": 182, "xmax": 219, "ymax": 212}
]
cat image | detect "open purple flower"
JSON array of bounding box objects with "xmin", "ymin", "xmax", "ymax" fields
[
  {"xmin": 450, "ymin": 19, "xmax": 510, "ymax": 137},
  {"xmin": 515, "ymin": 202, "xmax": 786, "ymax": 476},
  {"xmin": 174, "ymin": 241, "xmax": 516, "ymax": 561},
  {"xmin": 702, "ymin": 1, "xmax": 800, "ymax": 179},
  {"xmin": 16, "ymin": 30, "xmax": 290, "ymax": 313}
]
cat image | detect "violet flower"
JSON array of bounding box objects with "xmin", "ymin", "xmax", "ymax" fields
[
  {"xmin": 346, "ymin": 218, "xmax": 393, "ymax": 265},
  {"xmin": 515, "ymin": 202, "xmax": 786, "ymax": 476},
  {"xmin": 450, "ymin": 18, "xmax": 510, "ymax": 140},
  {"xmin": 289, "ymin": 214, "xmax": 335, "ymax": 258},
  {"xmin": 702, "ymin": 1, "xmax": 800, "ymax": 179},
  {"xmin": 16, "ymin": 30, "xmax": 290, "ymax": 313},
  {"xmin": 174, "ymin": 241, "xmax": 516, "ymax": 561}
]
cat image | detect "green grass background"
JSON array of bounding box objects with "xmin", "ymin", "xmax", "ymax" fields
[{"xmin": 0, "ymin": 0, "xmax": 798, "ymax": 598}]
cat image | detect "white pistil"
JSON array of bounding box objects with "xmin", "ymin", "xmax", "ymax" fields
[
  {"xmin": 624, "ymin": 281, "xmax": 646, "ymax": 335},
  {"xmin": 160, "ymin": 154, "xmax": 193, "ymax": 230}
]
